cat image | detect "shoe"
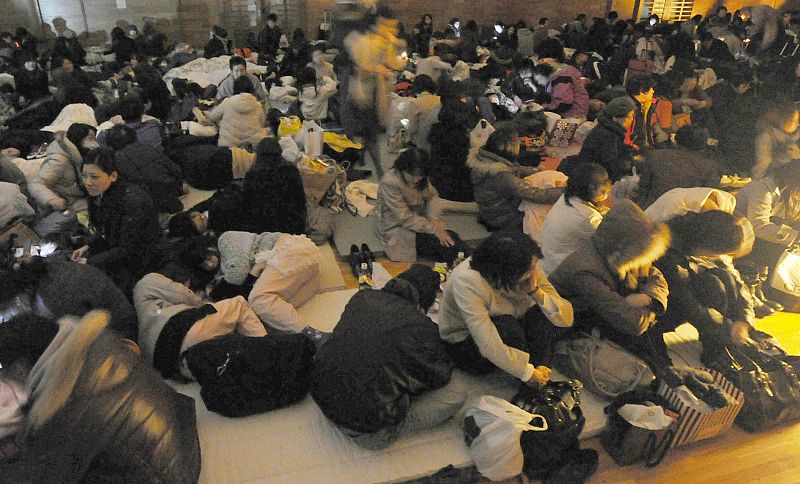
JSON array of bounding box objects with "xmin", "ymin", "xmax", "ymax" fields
[
  {"xmin": 360, "ymin": 243, "xmax": 375, "ymax": 273},
  {"xmin": 346, "ymin": 168, "xmax": 372, "ymax": 181},
  {"xmin": 542, "ymin": 449, "xmax": 599, "ymax": 484},
  {"xmin": 348, "ymin": 244, "xmax": 363, "ymax": 278},
  {"xmin": 755, "ymin": 269, "xmax": 784, "ymax": 312}
]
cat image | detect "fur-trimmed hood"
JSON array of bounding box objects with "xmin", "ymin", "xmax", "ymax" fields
[
  {"xmin": 592, "ymin": 200, "xmax": 671, "ymax": 277},
  {"xmin": 467, "ymin": 148, "xmax": 516, "ymax": 183}
]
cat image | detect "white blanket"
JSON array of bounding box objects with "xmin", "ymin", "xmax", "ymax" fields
[{"xmin": 163, "ymin": 56, "xmax": 269, "ymax": 95}]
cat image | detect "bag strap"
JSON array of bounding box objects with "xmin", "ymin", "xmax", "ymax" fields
[
  {"xmin": 645, "ymin": 428, "xmax": 674, "ymax": 467},
  {"xmin": 581, "ymin": 336, "xmax": 649, "ymax": 399}
]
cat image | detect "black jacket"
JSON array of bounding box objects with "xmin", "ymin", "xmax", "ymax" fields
[
  {"xmin": 576, "ymin": 114, "xmax": 633, "ymax": 182},
  {"xmin": 14, "ymin": 68, "xmax": 49, "ymax": 102},
  {"xmin": 258, "ymin": 25, "xmax": 282, "ymax": 55},
  {"xmin": 635, "ymin": 147, "xmax": 721, "ymax": 208},
  {"xmin": 115, "ymin": 142, "xmax": 183, "ymax": 213},
  {"xmin": 36, "ymin": 258, "xmax": 139, "ymax": 341},
  {"xmin": 203, "ymin": 37, "xmax": 229, "ymax": 59},
  {"xmin": 311, "ymin": 288, "xmax": 454, "ymax": 433},
  {"xmin": 239, "ymin": 163, "xmax": 307, "ymax": 235},
  {"xmin": 87, "ymin": 181, "xmax": 161, "ymax": 278}
]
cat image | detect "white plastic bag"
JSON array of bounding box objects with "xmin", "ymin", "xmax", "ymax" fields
[
  {"xmin": 464, "ymin": 396, "xmax": 547, "ymax": 481},
  {"xmin": 301, "ymin": 120, "xmax": 324, "ymax": 157}
]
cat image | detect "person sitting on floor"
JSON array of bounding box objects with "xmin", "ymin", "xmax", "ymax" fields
[
  {"xmin": 297, "ymin": 66, "xmax": 338, "ymax": 122},
  {"xmin": 540, "ymin": 163, "xmax": 611, "ymax": 275},
  {"xmin": 0, "ymin": 311, "xmax": 201, "ymax": 483},
  {"xmin": 97, "ymin": 96, "xmax": 164, "ymax": 149},
  {"xmin": 206, "ymin": 76, "xmax": 269, "ymax": 149},
  {"xmin": 571, "ymin": 96, "xmax": 636, "ymax": 182},
  {"xmin": 312, "ymin": 265, "xmax": 467, "ymax": 450},
  {"xmin": 70, "ymin": 148, "xmax": 162, "ymax": 294},
  {"xmin": 656, "ymin": 211, "xmax": 756, "ymax": 365},
  {"xmin": 438, "ymin": 230, "xmax": 573, "ymax": 386},
  {"xmin": 549, "ymin": 200, "xmax": 671, "ymax": 371},
  {"xmin": 468, "ymin": 125, "xmax": 563, "ymax": 230},
  {"xmin": 376, "ymin": 148, "xmax": 469, "ymax": 263},
  {"xmin": 216, "ymin": 55, "xmax": 268, "ymax": 102}
]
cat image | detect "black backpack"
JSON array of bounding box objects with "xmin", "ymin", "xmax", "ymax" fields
[{"xmin": 183, "ymin": 333, "xmax": 316, "ymax": 418}]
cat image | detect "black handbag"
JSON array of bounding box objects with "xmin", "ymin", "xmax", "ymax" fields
[
  {"xmin": 706, "ymin": 344, "xmax": 800, "ymax": 432},
  {"xmin": 511, "ymin": 380, "xmax": 586, "ymax": 480},
  {"xmin": 600, "ymin": 390, "xmax": 676, "ymax": 467},
  {"xmin": 182, "ymin": 333, "xmax": 316, "ymax": 418}
]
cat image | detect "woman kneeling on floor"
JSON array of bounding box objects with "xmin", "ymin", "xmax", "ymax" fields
[
  {"xmin": 312, "ymin": 265, "xmax": 468, "ymax": 450},
  {"xmin": 376, "ymin": 148, "xmax": 469, "ymax": 263}
]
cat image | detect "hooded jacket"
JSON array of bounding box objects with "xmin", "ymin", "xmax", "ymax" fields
[
  {"xmin": 208, "ymin": 92, "xmax": 269, "ymax": 149},
  {"xmin": 550, "ymin": 200, "xmax": 670, "ymax": 337},
  {"xmin": 576, "ymin": 113, "xmax": 633, "ymax": 182},
  {"xmin": 27, "ymin": 132, "xmax": 87, "ymax": 211},
  {"xmin": 1, "ymin": 311, "xmax": 200, "ymax": 483},
  {"xmin": 468, "ymin": 148, "xmax": 562, "ymax": 229},
  {"xmin": 542, "ymin": 64, "xmax": 590, "ymax": 118},
  {"xmin": 310, "ymin": 285, "xmax": 454, "ymax": 434},
  {"xmin": 114, "ymin": 142, "xmax": 184, "ymax": 214},
  {"xmin": 376, "ymin": 168, "xmax": 442, "ymax": 261}
]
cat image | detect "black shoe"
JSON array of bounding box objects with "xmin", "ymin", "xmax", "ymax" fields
[
  {"xmin": 360, "ymin": 243, "xmax": 375, "ymax": 273},
  {"xmin": 542, "ymin": 449, "xmax": 599, "ymax": 484},
  {"xmin": 348, "ymin": 244, "xmax": 363, "ymax": 278},
  {"xmin": 346, "ymin": 168, "xmax": 372, "ymax": 181}
]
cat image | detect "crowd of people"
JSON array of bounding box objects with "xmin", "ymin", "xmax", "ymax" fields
[{"xmin": 1, "ymin": 3, "xmax": 799, "ymax": 481}]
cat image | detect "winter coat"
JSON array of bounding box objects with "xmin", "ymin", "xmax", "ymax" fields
[
  {"xmin": 216, "ymin": 72, "xmax": 268, "ymax": 102},
  {"xmin": 416, "ymin": 56, "xmax": 452, "ymax": 83},
  {"xmin": 310, "ymin": 287, "xmax": 454, "ymax": 434},
  {"xmin": 298, "ymin": 77, "xmax": 338, "ymax": 121},
  {"xmin": 467, "ymin": 148, "xmax": 562, "ymax": 229},
  {"xmin": 751, "ymin": 124, "xmax": 800, "ymax": 179},
  {"xmin": 27, "ymin": 132, "xmax": 88, "ymax": 211},
  {"xmin": 636, "ymin": 147, "xmax": 721, "ymax": 209},
  {"xmin": 631, "ymin": 97, "xmax": 667, "ymax": 150},
  {"xmin": 1, "ymin": 312, "xmax": 200, "ymax": 484},
  {"xmin": 114, "ymin": 142, "xmax": 183, "ymax": 214},
  {"xmin": 438, "ymin": 257, "xmax": 573, "ymax": 381},
  {"xmin": 0, "ymin": 182, "xmax": 34, "ymax": 227},
  {"xmin": 576, "ymin": 114, "xmax": 633, "ymax": 182},
  {"xmin": 542, "ymin": 64, "xmax": 590, "ymax": 119},
  {"xmin": 550, "ymin": 200, "xmax": 671, "ymax": 337},
  {"xmin": 14, "ymin": 68, "xmax": 49, "ymax": 102},
  {"xmin": 239, "ymin": 163, "xmax": 308, "ymax": 235},
  {"xmin": 97, "ymin": 116, "xmax": 164, "ymax": 150},
  {"xmin": 208, "ymin": 93, "xmax": 269, "ymax": 149},
  {"xmin": 735, "ymin": 176, "xmax": 800, "ymax": 247},
  {"xmin": 258, "ymin": 25, "xmax": 282, "ymax": 55},
  {"xmin": 87, "ymin": 181, "xmax": 161, "ymax": 279},
  {"xmin": 375, "ymin": 168, "xmax": 442, "ymax": 261},
  {"xmin": 517, "ymin": 28, "xmax": 535, "ymax": 57},
  {"xmin": 32, "ymin": 258, "xmax": 138, "ymax": 340},
  {"xmin": 540, "ymin": 194, "xmax": 604, "ymax": 275},
  {"xmin": 133, "ymin": 272, "xmax": 204, "ymax": 366},
  {"xmin": 645, "ymin": 187, "xmax": 736, "ymax": 223},
  {"xmin": 203, "ymin": 36, "xmax": 229, "ymax": 59}
]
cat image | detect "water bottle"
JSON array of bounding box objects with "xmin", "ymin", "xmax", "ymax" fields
[{"xmin": 453, "ymin": 251, "xmax": 466, "ymax": 270}]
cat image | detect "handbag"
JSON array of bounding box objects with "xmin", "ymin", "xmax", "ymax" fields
[
  {"xmin": 512, "ymin": 381, "xmax": 586, "ymax": 480},
  {"xmin": 549, "ymin": 119, "xmax": 579, "ymax": 147},
  {"xmin": 600, "ymin": 390, "xmax": 676, "ymax": 467},
  {"xmin": 769, "ymin": 244, "xmax": 800, "ymax": 298},
  {"xmin": 705, "ymin": 344, "xmax": 800, "ymax": 432},
  {"xmin": 182, "ymin": 333, "xmax": 316, "ymax": 418},
  {"xmin": 463, "ymin": 395, "xmax": 548, "ymax": 481},
  {"xmin": 554, "ymin": 330, "xmax": 655, "ymax": 399}
]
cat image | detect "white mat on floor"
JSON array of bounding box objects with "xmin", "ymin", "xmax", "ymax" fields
[{"xmin": 175, "ymin": 288, "xmax": 703, "ymax": 483}]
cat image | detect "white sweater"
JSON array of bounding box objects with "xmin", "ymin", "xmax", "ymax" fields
[
  {"xmin": 438, "ymin": 258, "xmax": 573, "ymax": 381},
  {"xmin": 540, "ymin": 195, "xmax": 604, "ymax": 275}
]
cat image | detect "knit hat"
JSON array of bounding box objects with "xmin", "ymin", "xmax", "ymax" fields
[{"xmin": 604, "ymin": 96, "xmax": 636, "ymax": 118}]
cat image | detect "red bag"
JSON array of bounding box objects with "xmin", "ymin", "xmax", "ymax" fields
[{"xmin": 627, "ymin": 59, "xmax": 655, "ymax": 79}]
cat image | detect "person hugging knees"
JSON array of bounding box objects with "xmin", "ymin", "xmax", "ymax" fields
[
  {"xmin": 297, "ymin": 66, "xmax": 337, "ymax": 122},
  {"xmin": 312, "ymin": 264, "xmax": 468, "ymax": 450},
  {"xmin": 376, "ymin": 148, "xmax": 469, "ymax": 264},
  {"xmin": 438, "ymin": 231, "xmax": 574, "ymax": 387}
]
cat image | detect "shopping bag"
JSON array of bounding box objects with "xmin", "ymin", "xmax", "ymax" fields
[
  {"xmin": 302, "ymin": 120, "xmax": 324, "ymax": 157},
  {"xmin": 770, "ymin": 244, "xmax": 800, "ymax": 298}
]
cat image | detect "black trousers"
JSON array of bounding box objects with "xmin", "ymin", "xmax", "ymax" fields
[
  {"xmin": 415, "ymin": 231, "xmax": 470, "ymax": 265},
  {"xmin": 445, "ymin": 306, "xmax": 571, "ymax": 376}
]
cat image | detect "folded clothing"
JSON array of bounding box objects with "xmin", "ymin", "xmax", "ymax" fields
[{"xmin": 660, "ymin": 366, "xmax": 731, "ymax": 409}]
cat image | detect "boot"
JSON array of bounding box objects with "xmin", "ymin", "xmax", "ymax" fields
[
  {"xmin": 756, "ymin": 267, "xmax": 785, "ymax": 312},
  {"xmin": 742, "ymin": 270, "xmax": 775, "ymax": 318}
]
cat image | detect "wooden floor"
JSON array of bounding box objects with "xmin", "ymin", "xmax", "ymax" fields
[{"xmin": 333, "ymin": 254, "xmax": 800, "ymax": 483}]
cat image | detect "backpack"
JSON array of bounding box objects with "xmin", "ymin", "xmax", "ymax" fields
[{"xmin": 183, "ymin": 333, "xmax": 316, "ymax": 418}]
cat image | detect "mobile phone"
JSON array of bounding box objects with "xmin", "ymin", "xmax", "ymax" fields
[{"xmin": 30, "ymin": 244, "xmax": 41, "ymax": 256}]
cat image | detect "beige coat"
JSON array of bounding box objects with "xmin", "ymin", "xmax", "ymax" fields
[
  {"xmin": 208, "ymin": 93, "xmax": 268, "ymax": 149},
  {"xmin": 375, "ymin": 168, "xmax": 442, "ymax": 261},
  {"xmin": 27, "ymin": 132, "xmax": 88, "ymax": 211}
]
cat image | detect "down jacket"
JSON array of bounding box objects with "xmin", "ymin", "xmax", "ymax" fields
[
  {"xmin": 310, "ymin": 286, "xmax": 454, "ymax": 434},
  {"xmin": 550, "ymin": 200, "xmax": 671, "ymax": 338},
  {"xmin": 298, "ymin": 77, "xmax": 338, "ymax": 121},
  {"xmin": 115, "ymin": 142, "xmax": 184, "ymax": 214},
  {"xmin": 27, "ymin": 132, "xmax": 87, "ymax": 211},
  {"xmin": 467, "ymin": 148, "xmax": 562, "ymax": 230},
  {"xmin": 207, "ymin": 92, "xmax": 269, "ymax": 149},
  {"xmin": 575, "ymin": 114, "xmax": 633, "ymax": 182},
  {"xmin": 0, "ymin": 311, "xmax": 200, "ymax": 483}
]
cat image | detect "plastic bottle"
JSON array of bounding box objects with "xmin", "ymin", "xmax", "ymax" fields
[{"xmin": 357, "ymin": 262, "xmax": 373, "ymax": 290}]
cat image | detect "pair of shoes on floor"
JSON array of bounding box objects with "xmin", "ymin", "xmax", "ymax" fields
[
  {"xmin": 542, "ymin": 449, "xmax": 598, "ymax": 484},
  {"xmin": 348, "ymin": 243, "xmax": 375, "ymax": 278}
]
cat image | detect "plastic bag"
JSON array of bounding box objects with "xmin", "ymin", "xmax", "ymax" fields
[
  {"xmin": 464, "ymin": 395, "xmax": 547, "ymax": 481},
  {"xmin": 278, "ymin": 116, "xmax": 302, "ymax": 138},
  {"xmin": 302, "ymin": 120, "xmax": 324, "ymax": 157}
]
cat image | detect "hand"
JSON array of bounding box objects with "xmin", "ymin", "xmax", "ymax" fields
[
  {"xmin": 71, "ymin": 245, "xmax": 89, "ymax": 262},
  {"xmin": 730, "ymin": 321, "xmax": 751, "ymax": 345},
  {"xmin": 433, "ymin": 221, "xmax": 455, "ymax": 248},
  {"xmin": 626, "ymin": 293, "xmax": 653, "ymax": 308},
  {"xmin": 48, "ymin": 197, "xmax": 66, "ymax": 211},
  {"xmin": 526, "ymin": 365, "xmax": 551, "ymax": 387}
]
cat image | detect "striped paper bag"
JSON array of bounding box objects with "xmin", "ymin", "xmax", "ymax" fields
[{"xmin": 658, "ymin": 370, "xmax": 744, "ymax": 448}]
